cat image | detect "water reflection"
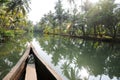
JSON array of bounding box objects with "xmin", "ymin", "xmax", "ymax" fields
[
  {"xmin": 1, "ymin": 33, "xmax": 120, "ymax": 80},
  {"xmin": 0, "ymin": 33, "xmax": 33, "ymax": 79},
  {"xmin": 35, "ymin": 34, "xmax": 120, "ymax": 80}
]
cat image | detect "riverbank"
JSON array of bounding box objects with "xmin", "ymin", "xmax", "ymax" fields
[
  {"xmin": 0, "ymin": 30, "xmax": 26, "ymax": 42},
  {"xmin": 46, "ymin": 33, "xmax": 120, "ymax": 43}
]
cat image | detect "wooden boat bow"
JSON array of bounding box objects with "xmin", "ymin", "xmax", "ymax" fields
[{"xmin": 3, "ymin": 44, "xmax": 62, "ymax": 80}]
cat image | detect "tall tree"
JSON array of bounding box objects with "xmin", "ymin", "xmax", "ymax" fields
[
  {"xmin": 99, "ymin": 0, "xmax": 117, "ymax": 38},
  {"xmin": 55, "ymin": 0, "xmax": 64, "ymax": 33},
  {"xmin": 7, "ymin": 0, "xmax": 31, "ymax": 16}
]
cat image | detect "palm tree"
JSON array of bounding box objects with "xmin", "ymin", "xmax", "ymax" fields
[
  {"xmin": 67, "ymin": 0, "xmax": 75, "ymax": 4},
  {"xmin": 67, "ymin": 0, "xmax": 83, "ymax": 5},
  {"xmin": 7, "ymin": 0, "xmax": 31, "ymax": 16}
]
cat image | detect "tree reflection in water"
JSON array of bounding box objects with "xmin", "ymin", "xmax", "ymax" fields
[
  {"xmin": 0, "ymin": 33, "xmax": 33, "ymax": 79},
  {"xmin": 36, "ymin": 35, "xmax": 120, "ymax": 80}
]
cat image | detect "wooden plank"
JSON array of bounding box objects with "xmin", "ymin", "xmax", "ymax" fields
[{"xmin": 25, "ymin": 64, "xmax": 37, "ymax": 80}]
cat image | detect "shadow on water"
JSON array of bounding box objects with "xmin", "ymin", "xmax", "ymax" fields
[{"xmin": 34, "ymin": 34, "xmax": 120, "ymax": 80}]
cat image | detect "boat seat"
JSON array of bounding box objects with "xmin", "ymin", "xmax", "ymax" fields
[{"xmin": 25, "ymin": 63, "xmax": 37, "ymax": 80}]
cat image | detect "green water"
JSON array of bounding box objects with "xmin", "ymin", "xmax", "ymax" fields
[{"xmin": 0, "ymin": 33, "xmax": 120, "ymax": 80}]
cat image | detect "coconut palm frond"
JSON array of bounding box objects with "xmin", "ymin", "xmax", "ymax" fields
[{"xmin": 7, "ymin": 0, "xmax": 30, "ymax": 15}]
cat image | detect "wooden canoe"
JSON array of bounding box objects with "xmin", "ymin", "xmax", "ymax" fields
[{"xmin": 3, "ymin": 44, "xmax": 62, "ymax": 80}]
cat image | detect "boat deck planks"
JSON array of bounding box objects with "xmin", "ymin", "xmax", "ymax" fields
[{"xmin": 25, "ymin": 63, "xmax": 37, "ymax": 80}]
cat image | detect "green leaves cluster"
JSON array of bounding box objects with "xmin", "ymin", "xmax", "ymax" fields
[
  {"xmin": 0, "ymin": 0, "xmax": 32, "ymax": 40},
  {"xmin": 86, "ymin": 0, "xmax": 120, "ymax": 38},
  {"xmin": 0, "ymin": 0, "xmax": 31, "ymax": 30}
]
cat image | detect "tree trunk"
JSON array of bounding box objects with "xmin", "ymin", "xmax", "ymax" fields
[
  {"xmin": 112, "ymin": 26, "xmax": 117, "ymax": 39},
  {"xmin": 82, "ymin": 26, "xmax": 85, "ymax": 36},
  {"xmin": 94, "ymin": 26, "xmax": 97, "ymax": 37}
]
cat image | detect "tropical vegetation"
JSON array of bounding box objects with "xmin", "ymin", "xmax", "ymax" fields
[
  {"xmin": 35, "ymin": 0, "xmax": 120, "ymax": 42},
  {"xmin": 0, "ymin": 0, "xmax": 33, "ymax": 41}
]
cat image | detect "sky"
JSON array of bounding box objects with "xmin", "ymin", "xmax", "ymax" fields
[
  {"xmin": 28, "ymin": 0, "xmax": 99, "ymax": 24},
  {"xmin": 28, "ymin": 0, "xmax": 120, "ymax": 24},
  {"xmin": 28, "ymin": 0, "xmax": 56, "ymax": 24}
]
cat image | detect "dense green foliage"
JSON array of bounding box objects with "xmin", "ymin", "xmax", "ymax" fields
[
  {"xmin": 0, "ymin": 0, "xmax": 33, "ymax": 40},
  {"xmin": 35, "ymin": 0, "xmax": 120, "ymax": 39}
]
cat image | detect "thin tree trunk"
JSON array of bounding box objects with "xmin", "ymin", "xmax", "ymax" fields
[
  {"xmin": 113, "ymin": 26, "xmax": 117, "ymax": 39},
  {"xmin": 94, "ymin": 26, "xmax": 97, "ymax": 37},
  {"xmin": 82, "ymin": 26, "xmax": 85, "ymax": 36}
]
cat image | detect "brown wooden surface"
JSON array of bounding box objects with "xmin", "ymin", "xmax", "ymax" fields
[
  {"xmin": 3, "ymin": 43, "xmax": 62, "ymax": 80},
  {"xmin": 25, "ymin": 64, "xmax": 37, "ymax": 80},
  {"xmin": 31, "ymin": 44, "xmax": 62, "ymax": 80}
]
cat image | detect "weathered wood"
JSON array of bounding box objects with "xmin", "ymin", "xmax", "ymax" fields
[
  {"xmin": 31, "ymin": 44, "xmax": 62, "ymax": 80},
  {"xmin": 3, "ymin": 45, "xmax": 30, "ymax": 80},
  {"xmin": 3, "ymin": 43, "xmax": 62, "ymax": 80},
  {"xmin": 25, "ymin": 64, "xmax": 37, "ymax": 80}
]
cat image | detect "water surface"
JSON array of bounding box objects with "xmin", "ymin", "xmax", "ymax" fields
[{"xmin": 0, "ymin": 33, "xmax": 120, "ymax": 80}]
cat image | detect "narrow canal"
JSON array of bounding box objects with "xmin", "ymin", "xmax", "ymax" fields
[{"xmin": 0, "ymin": 33, "xmax": 120, "ymax": 80}]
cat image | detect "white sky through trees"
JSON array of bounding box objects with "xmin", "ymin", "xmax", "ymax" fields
[
  {"xmin": 28, "ymin": 0, "xmax": 120, "ymax": 24},
  {"xmin": 28, "ymin": 0, "xmax": 56, "ymax": 24}
]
